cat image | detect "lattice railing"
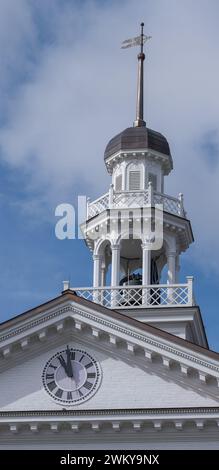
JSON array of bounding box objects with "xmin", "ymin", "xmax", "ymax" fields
[
  {"xmin": 87, "ymin": 189, "xmax": 185, "ymax": 219},
  {"xmin": 154, "ymin": 192, "xmax": 184, "ymax": 216},
  {"xmin": 113, "ymin": 191, "xmax": 149, "ymax": 208},
  {"xmin": 88, "ymin": 193, "xmax": 109, "ymax": 218},
  {"xmin": 69, "ymin": 281, "xmax": 194, "ymax": 309}
]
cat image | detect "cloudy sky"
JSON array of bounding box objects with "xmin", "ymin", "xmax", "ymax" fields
[{"xmin": 0, "ymin": 0, "xmax": 219, "ymax": 349}]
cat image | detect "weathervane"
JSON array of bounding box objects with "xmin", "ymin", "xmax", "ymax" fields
[{"xmin": 121, "ymin": 23, "xmax": 151, "ymax": 128}]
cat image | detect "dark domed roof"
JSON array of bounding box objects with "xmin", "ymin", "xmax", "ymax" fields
[{"xmin": 104, "ymin": 126, "xmax": 171, "ymax": 160}]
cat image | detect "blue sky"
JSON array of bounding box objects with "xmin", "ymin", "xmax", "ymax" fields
[{"xmin": 0, "ymin": 0, "xmax": 219, "ymax": 351}]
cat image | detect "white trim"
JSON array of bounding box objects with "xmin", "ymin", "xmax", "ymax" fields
[{"xmin": 0, "ymin": 301, "xmax": 219, "ymax": 377}]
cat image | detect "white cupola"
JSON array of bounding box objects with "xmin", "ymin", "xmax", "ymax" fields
[{"xmin": 70, "ymin": 24, "xmax": 200, "ymax": 345}]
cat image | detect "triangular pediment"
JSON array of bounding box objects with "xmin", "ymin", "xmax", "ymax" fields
[{"xmin": 0, "ymin": 291, "xmax": 219, "ymax": 413}]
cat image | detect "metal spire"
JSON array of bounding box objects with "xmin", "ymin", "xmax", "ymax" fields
[{"xmin": 121, "ymin": 23, "xmax": 151, "ymax": 128}]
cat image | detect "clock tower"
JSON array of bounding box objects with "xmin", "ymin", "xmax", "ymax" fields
[
  {"xmin": 0, "ymin": 24, "xmax": 219, "ymax": 450},
  {"xmin": 71, "ymin": 23, "xmax": 196, "ymax": 344}
]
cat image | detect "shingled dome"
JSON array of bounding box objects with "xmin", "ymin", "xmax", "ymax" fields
[{"xmin": 104, "ymin": 126, "xmax": 171, "ymax": 161}]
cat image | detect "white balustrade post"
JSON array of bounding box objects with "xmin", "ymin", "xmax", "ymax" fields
[
  {"xmin": 187, "ymin": 276, "xmax": 194, "ymax": 306},
  {"xmin": 63, "ymin": 281, "xmax": 70, "ymax": 291},
  {"xmin": 142, "ymin": 243, "xmax": 151, "ymax": 305},
  {"xmin": 93, "ymin": 254, "xmax": 102, "ymax": 303},
  {"xmin": 111, "ymin": 243, "xmax": 120, "ymax": 307},
  {"xmin": 179, "ymin": 193, "xmax": 184, "ymax": 217},
  {"xmin": 109, "ymin": 184, "xmax": 114, "ymax": 209},
  {"xmin": 87, "ymin": 197, "xmax": 90, "ymax": 219},
  {"xmin": 167, "ymin": 251, "xmax": 177, "ymax": 304},
  {"xmin": 148, "ymin": 181, "xmax": 154, "ymax": 206}
]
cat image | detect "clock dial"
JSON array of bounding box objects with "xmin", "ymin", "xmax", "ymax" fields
[{"xmin": 42, "ymin": 347, "xmax": 101, "ymax": 404}]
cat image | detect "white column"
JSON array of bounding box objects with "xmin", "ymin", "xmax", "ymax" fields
[
  {"xmin": 175, "ymin": 254, "xmax": 180, "ymax": 283},
  {"xmin": 142, "ymin": 243, "xmax": 151, "ymax": 305},
  {"xmin": 93, "ymin": 254, "xmax": 102, "ymax": 287},
  {"xmin": 100, "ymin": 265, "xmax": 106, "ymax": 287},
  {"xmin": 111, "ymin": 244, "xmax": 120, "ymax": 286},
  {"xmin": 93, "ymin": 254, "xmax": 102, "ymax": 304},
  {"xmin": 167, "ymin": 250, "xmax": 177, "ymax": 304},
  {"xmin": 111, "ymin": 244, "xmax": 120, "ymax": 307},
  {"xmin": 167, "ymin": 251, "xmax": 177, "ymax": 284},
  {"xmin": 142, "ymin": 244, "xmax": 151, "ymax": 285},
  {"xmin": 100, "ymin": 264, "xmax": 106, "ymax": 305}
]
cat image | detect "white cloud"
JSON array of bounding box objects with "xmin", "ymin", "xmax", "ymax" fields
[
  {"xmin": 0, "ymin": 0, "xmax": 219, "ymax": 272},
  {"xmin": 0, "ymin": 0, "xmax": 36, "ymax": 109}
]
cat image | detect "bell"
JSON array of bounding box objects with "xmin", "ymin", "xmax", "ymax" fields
[{"xmin": 119, "ymin": 260, "xmax": 160, "ymax": 305}]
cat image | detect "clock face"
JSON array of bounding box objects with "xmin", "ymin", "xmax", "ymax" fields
[{"xmin": 42, "ymin": 347, "xmax": 101, "ymax": 405}]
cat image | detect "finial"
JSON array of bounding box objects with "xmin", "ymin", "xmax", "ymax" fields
[
  {"xmin": 140, "ymin": 22, "xmax": 145, "ymax": 54},
  {"xmin": 121, "ymin": 23, "xmax": 151, "ymax": 128}
]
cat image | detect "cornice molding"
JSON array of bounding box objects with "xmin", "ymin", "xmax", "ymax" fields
[
  {"xmin": 0, "ymin": 303, "xmax": 219, "ymax": 374},
  {"xmin": 1, "ymin": 406, "xmax": 219, "ymax": 418},
  {"xmin": 73, "ymin": 306, "xmax": 219, "ymax": 373}
]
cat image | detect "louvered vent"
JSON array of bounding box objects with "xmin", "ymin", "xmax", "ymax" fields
[{"xmin": 129, "ymin": 171, "xmax": 141, "ymax": 190}]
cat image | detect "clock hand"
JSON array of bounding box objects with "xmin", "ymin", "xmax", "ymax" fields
[
  {"xmin": 58, "ymin": 355, "xmax": 68, "ymax": 374},
  {"xmin": 66, "ymin": 345, "xmax": 74, "ymax": 378}
]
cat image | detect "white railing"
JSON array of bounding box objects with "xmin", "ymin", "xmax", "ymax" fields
[
  {"xmin": 65, "ymin": 277, "xmax": 194, "ymax": 309},
  {"xmin": 87, "ymin": 185, "xmax": 185, "ymax": 219},
  {"xmin": 87, "ymin": 192, "xmax": 109, "ymax": 218},
  {"xmin": 113, "ymin": 190, "xmax": 149, "ymax": 209},
  {"xmin": 154, "ymin": 192, "xmax": 184, "ymax": 217}
]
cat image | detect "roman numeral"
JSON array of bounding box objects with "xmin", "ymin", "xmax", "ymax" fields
[
  {"xmin": 70, "ymin": 351, "xmax": 75, "ymax": 360},
  {"xmin": 55, "ymin": 388, "xmax": 63, "ymax": 398},
  {"xmin": 47, "ymin": 381, "xmax": 56, "ymax": 391},
  {"xmin": 46, "ymin": 373, "xmax": 54, "ymax": 380},
  {"xmin": 85, "ymin": 362, "xmax": 93, "ymax": 369},
  {"xmin": 67, "ymin": 391, "xmax": 72, "ymax": 400},
  {"xmin": 58, "ymin": 354, "xmax": 65, "ymax": 361},
  {"xmin": 83, "ymin": 381, "xmax": 92, "ymax": 390},
  {"xmin": 78, "ymin": 390, "xmax": 83, "ymax": 397},
  {"xmin": 49, "ymin": 364, "xmax": 57, "ymax": 370},
  {"xmin": 79, "ymin": 354, "xmax": 85, "ymax": 362},
  {"xmin": 58, "ymin": 354, "xmax": 67, "ymax": 369},
  {"xmin": 87, "ymin": 372, "xmax": 95, "ymax": 379}
]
